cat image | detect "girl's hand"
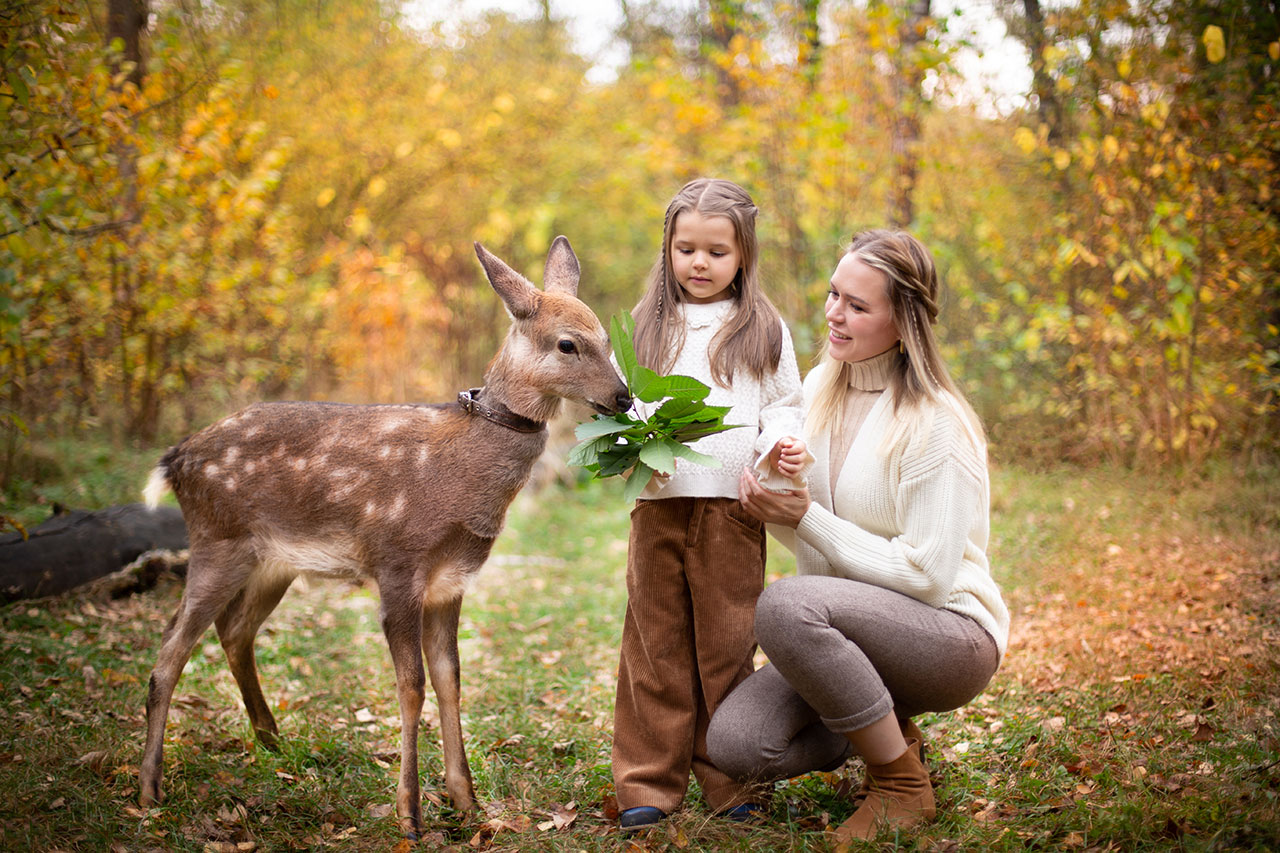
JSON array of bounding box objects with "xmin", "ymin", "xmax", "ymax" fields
[
  {"xmin": 770, "ymin": 437, "xmax": 809, "ymax": 478},
  {"xmin": 739, "ymin": 467, "xmax": 811, "ymax": 528}
]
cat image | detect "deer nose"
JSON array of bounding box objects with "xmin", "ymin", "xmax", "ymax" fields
[{"xmin": 613, "ymin": 390, "xmax": 633, "ymax": 412}]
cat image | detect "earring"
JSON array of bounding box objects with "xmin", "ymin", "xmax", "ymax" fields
[{"xmin": 899, "ymin": 339, "xmax": 904, "ymax": 354}]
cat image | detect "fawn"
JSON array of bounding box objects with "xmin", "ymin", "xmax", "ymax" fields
[{"xmin": 139, "ymin": 236, "xmax": 630, "ymax": 837}]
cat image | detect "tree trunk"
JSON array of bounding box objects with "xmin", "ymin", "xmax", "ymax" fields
[
  {"xmin": 706, "ymin": 0, "xmax": 745, "ymax": 106},
  {"xmin": 106, "ymin": 0, "xmax": 152, "ymax": 440},
  {"xmin": 888, "ymin": 0, "xmax": 930, "ymax": 229},
  {"xmin": 1021, "ymin": 0, "xmax": 1065, "ymax": 143},
  {"xmin": 0, "ymin": 504, "xmax": 187, "ymax": 602},
  {"xmin": 799, "ymin": 0, "xmax": 822, "ymax": 88},
  {"xmin": 106, "ymin": 0, "xmax": 147, "ymax": 88}
]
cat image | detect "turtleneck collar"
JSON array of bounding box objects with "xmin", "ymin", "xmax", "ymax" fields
[{"xmin": 844, "ymin": 346, "xmax": 897, "ymax": 392}]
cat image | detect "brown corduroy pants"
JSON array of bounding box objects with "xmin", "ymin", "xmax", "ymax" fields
[{"xmin": 611, "ymin": 497, "xmax": 768, "ymax": 814}]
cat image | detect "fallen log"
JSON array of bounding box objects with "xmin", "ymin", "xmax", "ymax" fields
[{"xmin": 0, "ymin": 504, "xmax": 188, "ymax": 602}]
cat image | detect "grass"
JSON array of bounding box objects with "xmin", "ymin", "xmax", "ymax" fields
[{"xmin": 1, "ymin": 454, "xmax": 1278, "ymax": 851}]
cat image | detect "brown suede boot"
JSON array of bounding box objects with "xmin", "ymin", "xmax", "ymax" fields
[
  {"xmin": 900, "ymin": 718, "xmax": 927, "ymax": 767},
  {"xmin": 832, "ymin": 738, "xmax": 934, "ymax": 846},
  {"xmin": 850, "ymin": 719, "xmax": 928, "ymax": 806}
]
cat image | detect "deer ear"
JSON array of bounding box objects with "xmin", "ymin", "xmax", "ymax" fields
[
  {"xmin": 542, "ymin": 235, "xmax": 580, "ymax": 297},
  {"xmin": 475, "ymin": 242, "xmax": 539, "ymax": 319}
]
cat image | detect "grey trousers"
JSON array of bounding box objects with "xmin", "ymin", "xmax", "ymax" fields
[{"xmin": 706, "ymin": 574, "xmax": 999, "ymax": 783}]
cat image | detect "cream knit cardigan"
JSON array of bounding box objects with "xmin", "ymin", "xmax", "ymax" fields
[
  {"xmin": 777, "ymin": 359, "xmax": 1010, "ymax": 658},
  {"xmin": 636, "ymin": 300, "xmax": 806, "ymax": 501}
]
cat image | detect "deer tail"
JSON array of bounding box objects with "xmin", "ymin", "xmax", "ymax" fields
[{"xmin": 143, "ymin": 461, "xmax": 173, "ymax": 509}]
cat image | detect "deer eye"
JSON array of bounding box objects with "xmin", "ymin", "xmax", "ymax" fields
[{"xmin": 557, "ymin": 339, "xmax": 577, "ymax": 354}]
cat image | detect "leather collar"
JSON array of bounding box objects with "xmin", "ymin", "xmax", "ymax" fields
[{"xmin": 457, "ymin": 388, "xmax": 545, "ymax": 434}]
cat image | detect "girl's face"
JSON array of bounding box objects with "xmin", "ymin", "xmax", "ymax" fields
[
  {"xmin": 825, "ymin": 253, "xmax": 900, "ymax": 363},
  {"xmin": 669, "ymin": 210, "xmax": 741, "ymax": 304}
]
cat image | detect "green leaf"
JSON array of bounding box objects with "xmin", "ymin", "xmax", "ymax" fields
[
  {"xmin": 671, "ymin": 421, "xmax": 743, "ymax": 442},
  {"xmin": 622, "ymin": 462, "xmax": 654, "ymax": 502},
  {"xmin": 610, "ymin": 313, "xmax": 641, "ymax": 389},
  {"xmin": 598, "ymin": 448, "xmax": 640, "ymax": 477},
  {"xmin": 567, "ymin": 434, "xmax": 613, "ymax": 467},
  {"xmin": 635, "ymin": 372, "xmax": 711, "ymax": 404},
  {"xmin": 574, "ymin": 415, "xmax": 636, "ymax": 440},
  {"xmin": 670, "ymin": 442, "xmax": 722, "ymax": 468},
  {"xmin": 655, "ymin": 397, "xmax": 706, "ymax": 419},
  {"xmin": 7, "ymin": 71, "xmax": 29, "ymax": 108},
  {"xmin": 639, "ymin": 439, "xmax": 677, "ymax": 475}
]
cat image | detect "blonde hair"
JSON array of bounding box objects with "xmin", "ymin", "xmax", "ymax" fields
[
  {"xmin": 808, "ymin": 229, "xmax": 984, "ymax": 449},
  {"xmin": 632, "ymin": 178, "xmax": 783, "ymax": 387}
]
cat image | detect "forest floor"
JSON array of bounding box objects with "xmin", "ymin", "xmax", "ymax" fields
[{"xmin": 0, "ymin": 461, "xmax": 1277, "ymax": 851}]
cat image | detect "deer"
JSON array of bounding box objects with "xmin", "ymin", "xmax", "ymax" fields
[{"xmin": 138, "ymin": 236, "xmax": 630, "ymax": 838}]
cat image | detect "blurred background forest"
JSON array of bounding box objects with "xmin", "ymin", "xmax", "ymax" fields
[{"xmin": 2, "ymin": 0, "xmax": 1278, "ymax": 509}]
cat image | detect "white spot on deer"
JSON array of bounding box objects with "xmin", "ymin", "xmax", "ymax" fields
[
  {"xmin": 388, "ymin": 492, "xmax": 407, "ymax": 520},
  {"xmin": 223, "ymin": 446, "xmax": 241, "ymax": 465},
  {"xmin": 364, "ymin": 501, "xmax": 378, "ymax": 518},
  {"xmin": 379, "ymin": 418, "xmax": 407, "ymax": 434},
  {"xmin": 423, "ymin": 562, "xmax": 478, "ymax": 606},
  {"xmin": 327, "ymin": 468, "xmax": 367, "ymax": 502},
  {"xmin": 204, "ymin": 463, "xmax": 221, "ymax": 479},
  {"xmin": 245, "ymin": 460, "xmax": 257, "ymax": 474},
  {"xmin": 244, "ymin": 425, "xmax": 261, "ymax": 439},
  {"xmin": 291, "ymin": 457, "xmax": 308, "ymax": 471},
  {"xmin": 225, "ymin": 478, "xmax": 237, "ymax": 492},
  {"xmin": 416, "ymin": 446, "xmax": 430, "ymax": 466},
  {"xmin": 378, "ymin": 446, "xmax": 392, "ymax": 459}
]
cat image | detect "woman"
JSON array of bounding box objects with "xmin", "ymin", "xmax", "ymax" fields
[{"xmin": 706, "ymin": 230, "xmax": 1010, "ymax": 844}]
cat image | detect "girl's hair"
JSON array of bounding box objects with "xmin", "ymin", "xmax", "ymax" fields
[
  {"xmin": 808, "ymin": 229, "xmax": 985, "ymax": 448},
  {"xmin": 632, "ymin": 178, "xmax": 782, "ymax": 387}
]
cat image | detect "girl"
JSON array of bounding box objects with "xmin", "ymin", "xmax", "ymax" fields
[{"xmin": 612, "ymin": 178, "xmax": 810, "ymax": 831}]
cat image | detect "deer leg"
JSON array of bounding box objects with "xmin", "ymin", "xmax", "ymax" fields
[
  {"xmin": 380, "ymin": 589, "xmax": 427, "ymax": 839},
  {"xmin": 214, "ymin": 574, "xmax": 294, "ymax": 749},
  {"xmin": 141, "ymin": 543, "xmax": 253, "ymax": 806},
  {"xmin": 422, "ymin": 594, "xmax": 476, "ymax": 813}
]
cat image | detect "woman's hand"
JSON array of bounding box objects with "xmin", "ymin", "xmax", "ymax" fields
[{"xmin": 739, "ymin": 467, "xmax": 811, "ymax": 528}]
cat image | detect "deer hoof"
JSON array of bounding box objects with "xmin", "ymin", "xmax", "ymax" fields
[
  {"xmin": 254, "ymin": 727, "xmax": 280, "ymax": 751},
  {"xmin": 138, "ymin": 784, "xmax": 162, "ymax": 808}
]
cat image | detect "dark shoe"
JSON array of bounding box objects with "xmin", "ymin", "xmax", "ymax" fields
[
  {"xmin": 619, "ymin": 806, "xmax": 666, "ymax": 832},
  {"xmin": 719, "ymin": 802, "xmax": 767, "ymax": 822}
]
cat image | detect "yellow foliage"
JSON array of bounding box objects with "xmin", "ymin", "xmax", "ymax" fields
[
  {"xmin": 1202, "ymin": 25, "xmax": 1226, "ymax": 64},
  {"xmin": 436, "ymin": 128, "xmax": 462, "ymax": 149},
  {"xmin": 1014, "ymin": 126, "xmax": 1037, "ymax": 155}
]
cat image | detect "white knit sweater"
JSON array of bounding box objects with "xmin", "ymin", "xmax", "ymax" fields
[
  {"xmin": 775, "ymin": 359, "xmax": 1010, "ymax": 658},
  {"xmin": 635, "ymin": 300, "xmax": 805, "ymax": 500}
]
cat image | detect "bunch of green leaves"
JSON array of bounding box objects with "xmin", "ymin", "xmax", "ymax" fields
[{"xmin": 569, "ymin": 314, "xmax": 743, "ymax": 502}]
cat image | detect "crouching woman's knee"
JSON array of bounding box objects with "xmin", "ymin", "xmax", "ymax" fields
[
  {"xmin": 753, "ymin": 576, "xmax": 810, "ymax": 655},
  {"xmin": 707, "ymin": 690, "xmax": 761, "ymax": 782}
]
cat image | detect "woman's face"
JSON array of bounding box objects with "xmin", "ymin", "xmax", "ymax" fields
[{"xmin": 825, "ymin": 253, "xmax": 900, "ymax": 363}]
